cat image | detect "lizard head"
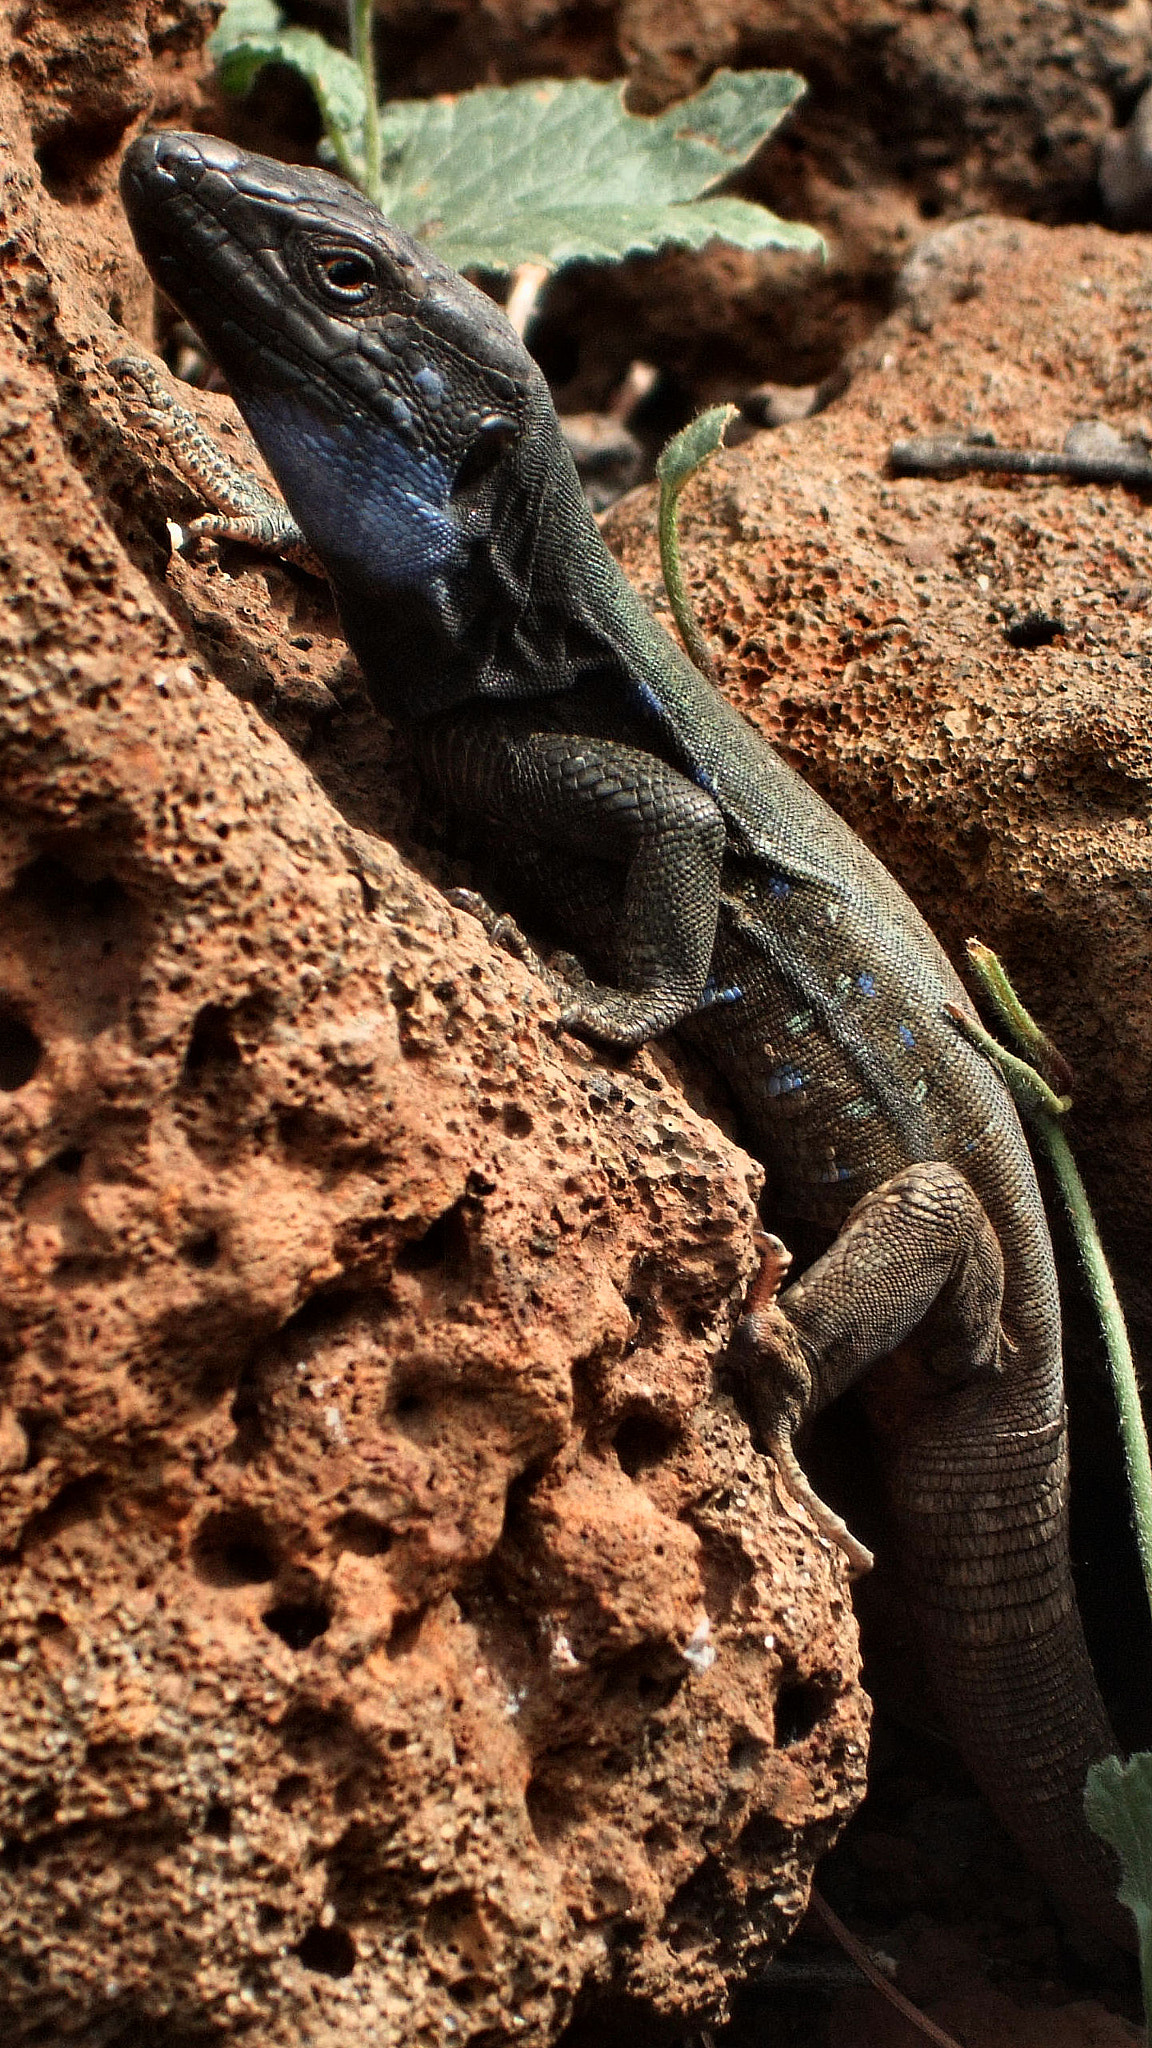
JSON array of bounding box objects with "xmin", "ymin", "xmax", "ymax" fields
[{"xmin": 120, "ymin": 130, "xmax": 610, "ymax": 715}]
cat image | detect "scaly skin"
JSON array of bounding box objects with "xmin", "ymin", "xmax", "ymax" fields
[{"xmin": 119, "ymin": 130, "xmax": 1129, "ymax": 1944}]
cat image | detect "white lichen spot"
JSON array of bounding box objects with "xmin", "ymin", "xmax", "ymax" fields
[{"xmin": 682, "ymin": 1616, "xmax": 716, "ymax": 1675}]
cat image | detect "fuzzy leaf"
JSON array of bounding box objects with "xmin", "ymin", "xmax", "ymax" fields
[
  {"xmin": 1085, "ymin": 1753, "xmax": 1152, "ymax": 1934},
  {"xmin": 212, "ymin": 8, "xmax": 822, "ymax": 276},
  {"xmin": 375, "ymin": 72, "xmax": 821, "ymax": 272}
]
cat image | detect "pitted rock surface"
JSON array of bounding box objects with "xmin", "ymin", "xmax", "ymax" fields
[{"xmin": 0, "ymin": 7, "xmax": 866, "ymax": 2045}]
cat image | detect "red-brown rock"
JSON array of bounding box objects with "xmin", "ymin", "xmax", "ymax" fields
[{"xmin": 0, "ymin": 8, "xmax": 866, "ymax": 2045}]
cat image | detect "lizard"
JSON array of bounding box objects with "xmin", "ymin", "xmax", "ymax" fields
[{"xmin": 117, "ymin": 128, "xmax": 1130, "ymax": 1947}]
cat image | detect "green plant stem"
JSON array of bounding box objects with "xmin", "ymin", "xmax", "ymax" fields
[
  {"xmin": 655, "ymin": 405, "xmax": 736, "ymax": 679},
  {"xmin": 957, "ymin": 950, "xmax": 1152, "ymax": 1634},
  {"xmin": 1039, "ymin": 1113, "xmax": 1152, "ymax": 1626},
  {"xmin": 349, "ymin": 0, "xmax": 381, "ymax": 201}
]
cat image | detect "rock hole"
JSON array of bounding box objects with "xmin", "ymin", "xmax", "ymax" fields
[
  {"xmin": 525, "ymin": 1774, "xmax": 572, "ymax": 1847},
  {"xmin": 395, "ymin": 1198, "xmax": 470, "ymax": 1273},
  {"xmin": 295, "ymin": 1922, "xmax": 357, "ymax": 1977},
  {"xmin": 14, "ymin": 852, "xmax": 128, "ymax": 926},
  {"xmin": 279, "ymin": 1286, "xmax": 359, "ymax": 1346},
  {"xmin": 273, "ymin": 1773, "xmax": 310, "ymax": 1811},
  {"xmin": 728, "ymin": 1734, "xmax": 769, "ymax": 1775},
  {"xmin": 693, "ymin": 1525, "xmax": 755, "ymax": 1625},
  {"xmin": 203, "ymin": 1801, "xmax": 232, "ymax": 1840},
  {"xmin": 1003, "ymin": 610, "xmax": 1065, "ymax": 649},
  {"xmin": 499, "ymin": 1461, "xmax": 547, "ymax": 1541},
  {"xmin": 279, "ymin": 1698, "xmax": 362, "ymax": 1763},
  {"xmin": 736, "ymin": 1810, "xmax": 791, "ymax": 1870},
  {"xmin": 425, "ymin": 1888, "xmax": 491, "ymax": 1967},
  {"xmin": 28, "ymin": 1472, "xmax": 108, "ymax": 1545},
  {"xmin": 0, "ymin": 1008, "xmax": 43, "ymax": 1091},
  {"xmin": 392, "ymin": 1388, "xmax": 425, "ymax": 1418},
  {"xmin": 190, "ymin": 1507, "xmax": 279, "ymax": 1587},
  {"xmin": 52, "ymin": 1147, "xmax": 83, "ymax": 1174},
  {"xmin": 501, "ymin": 1103, "xmax": 533, "ymax": 1137},
  {"xmin": 257, "ymin": 1901, "xmax": 286, "ymax": 1931},
  {"xmin": 331, "ymin": 1510, "xmax": 393, "ymax": 1556},
  {"xmin": 183, "ymin": 1004, "xmax": 242, "ymax": 1077},
  {"xmin": 35, "ymin": 116, "xmax": 134, "ymax": 203},
  {"xmin": 387, "ymin": 1609, "xmax": 424, "ymax": 1659},
  {"xmin": 181, "ymin": 1230, "xmax": 220, "ymax": 1269},
  {"xmin": 262, "ymin": 1584, "xmax": 331, "ymax": 1651},
  {"xmin": 600, "ymin": 1644, "xmax": 684, "ymax": 1711},
  {"xmin": 774, "ymin": 1673, "xmax": 830, "ymax": 1747},
  {"xmin": 613, "ymin": 1408, "xmax": 681, "ymax": 1477}
]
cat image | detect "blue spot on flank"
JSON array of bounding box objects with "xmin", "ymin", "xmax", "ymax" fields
[
  {"xmin": 632, "ymin": 678, "xmax": 666, "ymax": 721},
  {"xmin": 693, "ymin": 764, "xmax": 720, "ymax": 798},
  {"xmin": 767, "ymin": 1064, "xmax": 805, "ymax": 1097},
  {"xmin": 898, "ymin": 1021, "xmax": 916, "ymax": 1048},
  {"xmin": 696, "ymin": 979, "xmax": 743, "ymax": 1013},
  {"xmin": 857, "ymin": 972, "xmax": 877, "ymax": 996},
  {"xmin": 769, "ymin": 875, "xmax": 791, "ymax": 901}
]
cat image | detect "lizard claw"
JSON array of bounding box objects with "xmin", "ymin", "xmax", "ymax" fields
[{"xmin": 734, "ymin": 1232, "xmax": 873, "ymax": 1578}]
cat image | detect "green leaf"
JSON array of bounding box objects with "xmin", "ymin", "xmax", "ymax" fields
[
  {"xmin": 211, "ymin": 15, "xmax": 823, "ymax": 277},
  {"xmin": 1085, "ymin": 1754, "xmax": 1151, "ymax": 1928},
  {"xmin": 1084, "ymin": 1754, "xmax": 1151, "ymax": 2028},
  {"xmin": 210, "ymin": 1, "xmax": 368, "ymax": 186},
  {"xmin": 374, "ymin": 72, "xmax": 823, "ymax": 273}
]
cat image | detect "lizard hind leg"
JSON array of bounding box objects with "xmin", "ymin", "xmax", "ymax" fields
[
  {"xmin": 735, "ymin": 1163, "xmax": 1006, "ymax": 1564},
  {"xmin": 768, "ymin": 1161, "xmax": 1007, "ymax": 1419}
]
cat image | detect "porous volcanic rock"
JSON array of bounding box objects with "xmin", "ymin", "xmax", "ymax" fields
[{"xmin": 0, "ymin": 7, "xmax": 867, "ymax": 2046}]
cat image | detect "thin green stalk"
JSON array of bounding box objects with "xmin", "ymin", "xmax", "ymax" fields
[
  {"xmin": 655, "ymin": 405, "xmax": 737, "ymax": 679},
  {"xmin": 1037, "ymin": 1115, "xmax": 1152, "ymax": 1624},
  {"xmin": 956, "ymin": 948, "xmax": 1152, "ymax": 1632},
  {"xmin": 349, "ymin": 0, "xmax": 382, "ymax": 203}
]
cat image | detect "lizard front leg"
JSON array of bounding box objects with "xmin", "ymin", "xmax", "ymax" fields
[{"xmin": 416, "ymin": 712, "xmax": 729, "ymax": 1049}]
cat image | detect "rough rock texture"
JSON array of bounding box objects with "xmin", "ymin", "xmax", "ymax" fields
[
  {"xmin": 347, "ymin": 0, "xmax": 1152, "ymax": 396},
  {"xmin": 0, "ymin": 8, "xmax": 868, "ymax": 2046},
  {"xmin": 608, "ymin": 209, "xmax": 1152, "ymax": 1403}
]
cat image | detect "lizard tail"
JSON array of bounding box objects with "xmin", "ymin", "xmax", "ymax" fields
[{"xmin": 884, "ymin": 1379, "xmax": 1132, "ymax": 1950}]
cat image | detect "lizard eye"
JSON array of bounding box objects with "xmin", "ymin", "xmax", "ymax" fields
[
  {"xmin": 321, "ymin": 251, "xmax": 376, "ymax": 296},
  {"xmin": 309, "ymin": 243, "xmax": 380, "ymax": 305},
  {"xmin": 451, "ymin": 415, "xmax": 518, "ymax": 498},
  {"xmin": 291, "ymin": 231, "xmax": 428, "ymax": 310}
]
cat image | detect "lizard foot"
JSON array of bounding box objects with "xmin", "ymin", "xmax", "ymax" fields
[
  {"xmin": 447, "ymin": 889, "xmax": 598, "ymax": 1027},
  {"xmin": 112, "ymin": 353, "xmax": 324, "ymax": 574},
  {"xmin": 735, "ymin": 1231, "xmax": 874, "ymax": 1579}
]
